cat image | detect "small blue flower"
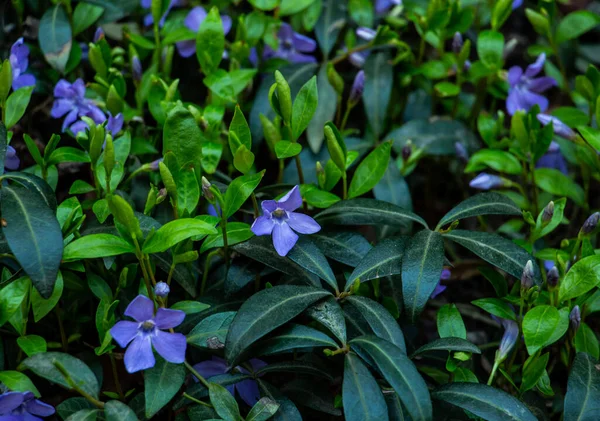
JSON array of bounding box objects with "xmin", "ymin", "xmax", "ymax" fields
[
  {"xmin": 93, "ymin": 27, "xmax": 105, "ymax": 43},
  {"xmin": 430, "ymin": 268, "xmax": 450, "ymax": 299},
  {"xmin": 251, "ymin": 186, "xmax": 321, "ymax": 256},
  {"xmin": 9, "ymin": 38, "xmax": 36, "ymax": 91},
  {"xmin": 149, "ymin": 158, "xmax": 163, "ymax": 171},
  {"xmin": 469, "ymin": 173, "xmax": 507, "ymax": 190},
  {"xmin": 51, "ymin": 79, "xmax": 106, "ymax": 135},
  {"xmin": 512, "ymin": 0, "xmax": 523, "ymax": 9},
  {"xmin": 376, "ymin": 0, "xmax": 401, "ymax": 14},
  {"xmin": 0, "ymin": 391, "xmax": 54, "ymax": 421},
  {"xmin": 536, "ymin": 141, "xmax": 568, "ymax": 174},
  {"xmin": 261, "ymin": 23, "xmax": 317, "ymax": 64},
  {"xmin": 506, "ymin": 54, "xmax": 556, "ymax": 115},
  {"xmin": 140, "ymin": 0, "xmax": 185, "ymax": 27},
  {"xmin": 110, "ymin": 295, "xmax": 187, "ymax": 373}
]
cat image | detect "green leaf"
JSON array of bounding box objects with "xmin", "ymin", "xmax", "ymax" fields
[
  {"xmin": 521, "ymin": 352, "xmax": 549, "ymax": 394},
  {"xmin": 5, "ymin": 86, "xmax": 34, "ymax": 129},
  {"xmin": 2, "ymin": 184, "xmax": 62, "ymax": 299},
  {"xmin": 187, "ymin": 311, "xmax": 235, "ymax": 349},
  {"xmin": 532, "ymin": 198, "xmax": 566, "ymax": 240},
  {"xmin": 291, "ymin": 76, "xmax": 318, "ymax": 140},
  {"xmin": 247, "ymin": 397, "xmax": 280, "ymax": 421},
  {"xmin": 345, "ymin": 237, "xmax": 408, "ymax": 290},
  {"xmin": 233, "ymin": 145, "xmax": 255, "ymax": 174},
  {"xmin": 248, "ymin": 0, "xmax": 279, "ymax": 10},
  {"xmin": 279, "ymin": 0, "xmax": 315, "ymax": 15},
  {"xmin": 65, "ymin": 409, "xmax": 99, "ymax": 420},
  {"xmin": 17, "ymin": 335, "xmax": 47, "ymax": 357},
  {"xmin": 39, "ymin": 5, "xmax": 72, "ymax": 72},
  {"xmin": 522, "ymin": 305, "xmax": 560, "ymax": 355},
  {"xmin": 145, "ymin": 357, "xmax": 186, "ymax": 418},
  {"xmin": 4, "ymin": 172, "xmax": 58, "ymax": 211},
  {"xmin": 477, "ymin": 30, "xmax": 504, "ymax": 70},
  {"xmin": 72, "ymin": 2, "xmax": 104, "ymax": 35},
  {"xmin": 348, "ymin": 141, "xmax": 392, "ymax": 199},
  {"xmin": 465, "ymin": 150, "xmax": 522, "ymax": 175},
  {"xmin": 437, "ymin": 193, "xmax": 521, "ymax": 230},
  {"xmin": 224, "ymin": 171, "xmax": 265, "ymax": 218},
  {"xmin": 209, "ymin": 383, "xmax": 242, "ymax": 421},
  {"xmin": 200, "ymin": 222, "xmax": 253, "ymax": 253},
  {"xmin": 254, "ymin": 323, "xmax": 338, "ymax": 356},
  {"xmin": 574, "ymin": 322, "xmax": 600, "ymax": 359},
  {"xmin": 104, "ymin": 400, "xmax": 138, "ymax": 421},
  {"xmin": 0, "ymin": 123, "xmax": 6, "ymax": 176},
  {"xmin": 350, "ymin": 336, "xmax": 432, "ymax": 420},
  {"xmin": 229, "ymin": 105, "xmax": 252, "ymax": 155},
  {"xmin": 288, "ymin": 237, "xmax": 337, "ymax": 292},
  {"xmin": 344, "ymin": 296, "xmax": 406, "ymax": 352},
  {"xmin": 443, "ymin": 230, "xmax": 540, "ymax": 284},
  {"xmin": 307, "ymin": 65, "xmax": 338, "ymax": 153},
  {"xmin": 225, "ymin": 285, "xmax": 330, "ymax": 365},
  {"xmin": 170, "ymin": 300, "xmax": 210, "ymax": 315},
  {"xmin": 402, "ymin": 229, "xmax": 445, "ymax": 322},
  {"xmin": 56, "ymin": 398, "xmax": 96, "ymax": 420},
  {"xmin": 314, "ymin": 0, "xmax": 345, "ymax": 57},
  {"xmin": 312, "ymin": 231, "xmax": 371, "ymax": 267},
  {"xmin": 63, "ymin": 234, "xmax": 135, "ymax": 260},
  {"xmin": 316, "ymin": 198, "xmax": 427, "ymax": 228},
  {"xmin": 564, "ymin": 352, "xmax": 600, "ymax": 421},
  {"xmin": 556, "ymin": 11, "xmax": 600, "ymax": 44},
  {"xmin": 535, "ymin": 168, "xmax": 585, "ymax": 206},
  {"xmin": 472, "ymin": 298, "xmax": 516, "ymax": 321},
  {"xmin": 437, "ymin": 304, "xmax": 467, "ymax": 339},
  {"xmin": 300, "ymin": 184, "xmax": 340, "ymax": 208},
  {"xmin": 432, "ymin": 383, "xmax": 537, "ymax": 421},
  {"xmin": 363, "ymin": 53, "xmax": 392, "ymax": 139},
  {"xmin": 342, "ymin": 352, "xmax": 389, "ymax": 421},
  {"xmin": 0, "ymin": 370, "xmax": 40, "ymax": 397},
  {"xmin": 162, "ymin": 104, "xmax": 203, "ymax": 168},
  {"xmin": 0, "ymin": 276, "xmax": 30, "ymax": 326},
  {"xmin": 69, "ymin": 180, "xmax": 95, "ymax": 194},
  {"xmin": 196, "ymin": 7, "xmax": 225, "ymax": 74},
  {"xmin": 275, "ymin": 140, "xmax": 302, "ymax": 159},
  {"xmin": 411, "ymin": 337, "xmax": 481, "ymax": 357},
  {"xmin": 559, "ymin": 255, "xmax": 600, "ymax": 301},
  {"xmin": 20, "ymin": 352, "xmax": 100, "ymax": 398},
  {"xmin": 305, "ymin": 296, "xmax": 346, "ymax": 344},
  {"xmin": 142, "ymin": 218, "xmax": 218, "ymax": 254},
  {"xmin": 373, "ymin": 162, "xmax": 412, "ymax": 209}
]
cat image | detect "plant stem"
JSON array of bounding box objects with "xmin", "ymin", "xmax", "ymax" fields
[
  {"xmin": 342, "ymin": 172, "xmax": 348, "ymax": 200},
  {"xmin": 201, "ymin": 249, "xmax": 221, "ymax": 295},
  {"xmin": 487, "ymin": 360, "xmax": 500, "ymax": 386},
  {"xmin": 216, "ymin": 196, "xmax": 229, "ymax": 267},
  {"xmin": 183, "ymin": 392, "xmax": 213, "ymax": 408},
  {"xmin": 184, "ymin": 360, "xmax": 210, "ymax": 388},
  {"xmin": 109, "ymin": 352, "xmax": 124, "ymax": 400},
  {"xmin": 55, "ymin": 307, "xmax": 68, "ymax": 352},
  {"xmin": 251, "ymin": 193, "xmax": 259, "ymax": 218},
  {"xmin": 330, "ymin": 43, "xmax": 373, "ymax": 65}
]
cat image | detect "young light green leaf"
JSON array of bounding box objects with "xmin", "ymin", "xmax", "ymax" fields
[
  {"xmin": 275, "ymin": 140, "xmax": 302, "ymax": 159},
  {"xmin": 196, "ymin": 7, "xmax": 225, "ymax": 74},
  {"xmin": 437, "ymin": 304, "xmax": 466, "ymax": 339},
  {"xmin": 200, "ymin": 222, "xmax": 253, "ymax": 253},
  {"xmin": 559, "ymin": 255, "xmax": 600, "ymax": 302},
  {"xmin": 477, "ymin": 30, "xmax": 504, "ymax": 70},
  {"xmin": 224, "ymin": 171, "xmax": 265, "ymax": 218},
  {"xmin": 471, "ymin": 298, "xmax": 516, "ymax": 321},
  {"xmin": 5, "ymin": 86, "xmax": 34, "ymax": 129},
  {"xmin": 143, "ymin": 218, "xmax": 217, "ymax": 253},
  {"xmin": 63, "ymin": 234, "xmax": 135, "ymax": 261},
  {"xmin": 522, "ymin": 305, "xmax": 560, "ymax": 355},
  {"xmin": 348, "ymin": 141, "xmax": 392, "ymax": 199},
  {"xmin": 556, "ymin": 11, "xmax": 600, "ymax": 44},
  {"xmin": 162, "ymin": 103, "xmax": 203, "ymax": 168},
  {"xmin": 229, "ymin": 105, "xmax": 252, "ymax": 155},
  {"xmin": 0, "ymin": 371, "xmax": 41, "ymax": 397},
  {"xmin": 291, "ymin": 76, "xmax": 318, "ymax": 141}
]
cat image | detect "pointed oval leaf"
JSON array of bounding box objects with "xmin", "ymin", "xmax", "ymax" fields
[
  {"xmin": 2, "ymin": 185, "xmax": 63, "ymax": 299},
  {"xmin": 291, "ymin": 76, "xmax": 318, "ymax": 141},
  {"xmin": 200, "ymin": 222, "xmax": 254, "ymax": 253},
  {"xmin": 162, "ymin": 104, "xmax": 203, "ymax": 167},
  {"xmin": 343, "ymin": 352, "xmax": 389, "ymax": 421},
  {"xmin": 522, "ymin": 305, "xmax": 560, "ymax": 355},
  {"xmin": 63, "ymin": 234, "xmax": 135, "ymax": 261},
  {"xmin": 312, "ymin": 231, "xmax": 372, "ymax": 267},
  {"xmin": 224, "ymin": 171, "xmax": 265, "ymax": 218},
  {"xmin": 187, "ymin": 311, "xmax": 235, "ymax": 349},
  {"xmin": 209, "ymin": 383, "xmax": 242, "ymax": 421},
  {"xmin": 348, "ymin": 141, "xmax": 392, "ymax": 199},
  {"xmin": 4, "ymin": 172, "xmax": 58, "ymax": 212},
  {"xmin": 411, "ymin": 337, "xmax": 481, "ymax": 358},
  {"xmin": 225, "ymin": 285, "xmax": 330, "ymax": 364},
  {"xmin": 432, "ymin": 383, "xmax": 537, "ymax": 421},
  {"xmin": 437, "ymin": 193, "xmax": 521, "ymax": 230},
  {"xmin": 196, "ymin": 7, "xmax": 225, "ymax": 74},
  {"xmin": 254, "ymin": 324, "xmax": 338, "ymax": 356},
  {"xmin": 363, "ymin": 53, "xmax": 392, "ymax": 139},
  {"xmin": 402, "ymin": 229, "xmax": 445, "ymax": 322},
  {"xmin": 104, "ymin": 400, "xmax": 138, "ymax": 421},
  {"xmin": 443, "ymin": 230, "xmax": 541, "ymax": 284},
  {"xmin": 559, "ymin": 254, "xmax": 600, "ymax": 302},
  {"xmin": 316, "ymin": 198, "xmax": 427, "ymax": 228},
  {"xmin": 564, "ymin": 352, "xmax": 600, "ymax": 421},
  {"xmin": 305, "ymin": 296, "xmax": 346, "ymax": 344},
  {"xmin": 142, "ymin": 218, "xmax": 217, "ymax": 254},
  {"xmin": 350, "ymin": 336, "xmax": 432, "ymax": 421},
  {"xmin": 145, "ymin": 357, "xmax": 186, "ymax": 418},
  {"xmin": 288, "ymin": 237, "xmax": 337, "ymax": 292},
  {"xmin": 39, "ymin": 5, "xmax": 72, "ymax": 72}
]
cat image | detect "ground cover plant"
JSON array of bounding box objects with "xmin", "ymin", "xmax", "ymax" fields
[{"xmin": 1, "ymin": 0, "xmax": 600, "ymax": 420}]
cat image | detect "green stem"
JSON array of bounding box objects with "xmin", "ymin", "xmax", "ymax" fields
[
  {"xmin": 215, "ymin": 195, "xmax": 229, "ymax": 267},
  {"xmin": 109, "ymin": 352, "xmax": 125, "ymax": 400},
  {"xmin": 342, "ymin": 172, "xmax": 348, "ymax": 200},
  {"xmin": 55, "ymin": 307, "xmax": 68, "ymax": 352},
  {"xmin": 487, "ymin": 360, "xmax": 500, "ymax": 386},
  {"xmin": 201, "ymin": 250, "xmax": 221, "ymax": 295},
  {"xmin": 184, "ymin": 360, "xmax": 210, "ymax": 388},
  {"xmin": 330, "ymin": 43, "xmax": 373, "ymax": 66},
  {"xmin": 340, "ymin": 106, "xmax": 352, "ymax": 132},
  {"xmin": 183, "ymin": 392, "xmax": 213, "ymax": 408},
  {"xmin": 55, "ymin": 362, "xmax": 105, "ymax": 408},
  {"xmin": 133, "ymin": 238, "xmax": 155, "ymax": 302},
  {"xmin": 251, "ymin": 193, "xmax": 259, "ymax": 218},
  {"xmin": 416, "ymin": 36, "xmax": 426, "ymax": 65}
]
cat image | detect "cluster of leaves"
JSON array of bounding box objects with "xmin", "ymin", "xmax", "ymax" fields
[{"xmin": 1, "ymin": 0, "xmax": 600, "ymax": 420}]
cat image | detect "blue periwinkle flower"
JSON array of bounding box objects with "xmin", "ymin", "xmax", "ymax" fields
[
  {"xmin": 149, "ymin": 158, "xmax": 163, "ymax": 171},
  {"xmin": 469, "ymin": 173, "xmax": 507, "ymax": 190},
  {"xmin": 5, "ymin": 146, "xmax": 19, "ymax": 171},
  {"xmin": 110, "ymin": 295, "xmax": 187, "ymax": 373},
  {"xmin": 512, "ymin": 0, "xmax": 523, "ymax": 8},
  {"xmin": 0, "ymin": 391, "xmax": 55, "ymax": 420},
  {"xmin": 176, "ymin": 7, "xmax": 232, "ymax": 58},
  {"xmin": 431, "ymin": 268, "xmax": 451, "ymax": 299},
  {"xmin": 452, "ymin": 32, "xmax": 463, "ymax": 54},
  {"xmin": 536, "ymin": 114, "xmax": 576, "ymax": 140},
  {"xmin": 9, "ymin": 38, "xmax": 36, "ymax": 91},
  {"xmin": 251, "ymin": 185, "xmax": 321, "ymax": 256},
  {"xmin": 93, "ymin": 27, "xmax": 105, "ymax": 43},
  {"xmin": 193, "ymin": 357, "xmax": 267, "ymax": 406},
  {"xmin": 498, "ymin": 319, "xmax": 518, "ymax": 361},
  {"xmin": 536, "ymin": 141, "xmax": 567, "ymax": 174},
  {"xmin": 155, "ymin": 282, "xmax": 170, "ymax": 298},
  {"xmin": 261, "ymin": 23, "xmax": 317, "ymax": 64},
  {"xmin": 51, "ymin": 79, "xmax": 106, "ymax": 135},
  {"xmin": 506, "ymin": 54, "xmax": 557, "ymax": 115}
]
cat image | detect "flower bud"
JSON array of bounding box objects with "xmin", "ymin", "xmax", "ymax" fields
[
  {"xmin": 149, "ymin": 158, "xmax": 163, "ymax": 171},
  {"xmin": 570, "ymin": 305, "xmax": 581, "ymax": 332},
  {"xmin": 521, "ymin": 260, "xmax": 534, "ymax": 290},
  {"xmin": 546, "ymin": 266, "xmax": 559, "ymax": 288},
  {"xmin": 316, "ymin": 161, "xmax": 326, "ymax": 189},
  {"xmin": 581, "ymin": 212, "xmax": 600, "ymax": 235},
  {"xmin": 454, "ymin": 142, "xmax": 468, "ymax": 163},
  {"xmin": 498, "ymin": 319, "xmax": 518, "ymax": 362},
  {"xmin": 452, "ymin": 32, "xmax": 463, "ymax": 54},
  {"xmin": 402, "ymin": 142, "xmax": 412, "ymax": 161},
  {"xmin": 469, "ymin": 173, "xmax": 508, "ymax": 191},
  {"xmin": 155, "ymin": 281, "xmax": 170, "ymax": 298},
  {"xmin": 356, "ymin": 27, "xmax": 377, "ymax": 42},
  {"xmin": 537, "ymin": 114, "xmax": 576, "ymax": 140},
  {"xmin": 201, "ymin": 176, "xmax": 215, "ymax": 202},
  {"xmin": 324, "ymin": 125, "xmax": 346, "ymax": 172},
  {"xmin": 132, "ymin": 56, "xmax": 142, "ymax": 83},
  {"xmin": 158, "ymin": 162, "xmax": 177, "ymax": 198},
  {"xmin": 93, "ymin": 27, "xmax": 105, "ymax": 43},
  {"xmin": 349, "ymin": 70, "xmax": 365, "ymax": 105},
  {"xmin": 542, "ymin": 201, "xmax": 554, "ymax": 223},
  {"xmin": 274, "ymin": 71, "xmax": 292, "ymax": 124},
  {"xmin": 156, "ymin": 188, "xmax": 168, "ymax": 205}
]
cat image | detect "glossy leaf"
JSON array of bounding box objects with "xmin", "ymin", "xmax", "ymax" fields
[
  {"xmin": 305, "ymin": 296, "xmax": 346, "ymax": 345},
  {"xmin": 437, "ymin": 193, "xmax": 521, "ymax": 230},
  {"xmin": 288, "ymin": 237, "xmax": 337, "ymax": 292},
  {"xmin": 291, "ymin": 76, "xmax": 318, "ymax": 141},
  {"xmin": 522, "ymin": 305, "xmax": 560, "ymax": 355},
  {"xmin": 63, "ymin": 234, "xmax": 135, "ymax": 260},
  {"xmin": 196, "ymin": 7, "xmax": 225, "ymax": 74},
  {"xmin": 0, "ymin": 371, "xmax": 40, "ymax": 397},
  {"xmin": 411, "ymin": 337, "xmax": 481, "ymax": 357},
  {"xmin": 437, "ymin": 304, "xmax": 467, "ymax": 339},
  {"xmin": 145, "ymin": 357, "xmax": 186, "ymax": 418},
  {"xmin": 348, "ymin": 141, "xmax": 392, "ymax": 199},
  {"xmin": 187, "ymin": 311, "xmax": 235, "ymax": 349},
  {"xmin": 162, "ymin": 104, "xmax": 203, "ymax": 168},
  {"xmin": 254, "ymin": 323, "xmax": 338, "ymax": 356},
  {"xmin": 343, "ymin": 352, "xmax": 389, "ymax": 421},
  {"xmin": 312, "ymin": 231, "xmax": 372, "ymax": 267},
  {"xmin": 224, "ymin": 171, "xmax": 265, "ymax": 218},
  {"xmin": 209, "ymin": 382, "xmax": 242, "ymax": 421},
  {"xmin": 142, "ymin": 218, "xmax": 217, "ymax": 253},
  {"xmin": 559, "ymin": 255, "xmax": 600, "ymax": 302},
  {"xmin": 472, "ymin": 298, "xmax": 516, "ymax": 321},
  {"xmin": 39, "ymin": 5, "xmax": 72, "ymax": 72},
  {"xmin": 104, "ymin": 400, "xmax": 138, "ymax": 421},
  {"xmin": 200, "ymin": 222, "xmax": 254, "ymax": 253},
  {"xmin": 564, "ymin": 352, "xmax": 600, "ymax": 421}
]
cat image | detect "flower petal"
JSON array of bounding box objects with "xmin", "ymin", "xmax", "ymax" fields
[
  {"xmin": 292, "ymin": 33, "xmax": 317, "ymax": 53},
  {"xmin": 507, "ymin": 66, "xmax": 522, "ymax": 87},
  {"xmin": 124, "ymin": 335, "xmax": 155, "ymax": 373},
  {"xmin": 261, "ymin": 200, "xmax": 277, "ymax": 214},
  {"xmin": 288, "ymin": 52, "xmax": 318, "ymax": 64},
  {"xmin": 176, "ymin": 40, "xmax": 196, "ymax": 58},
  {"xmin": 278, "ymin": 185, "xmax": 302, "ymax": 211},
  {"xmin": 124, "ymin": 295, "xmax": 154, "ymax": 322},
  {"xmin": 63, "ymin": 109, "xmax": 79, "ymax": 131},
  {"xmin": 5, "ymin": 146, "xmax": 20, "ymax": 171},
  {"xmin": 72, "ymin": 79, "xmax": 86, "ymax": 99},
  {"xmin": 251, "ymin": 215, "xmax": 275, "ymax": 236},
  {"xmin": 527, "ymin": 76, "xmax": 556, "ymax": 93},
  {"xmin": 192, "ymin": 357, "xmax": 229, "ymax": 380},
  {"xmin": 110, "ymin": 320, "xmax": 139, "ymax": 347},
  {"xmin": 184, "ymin": 7, "xmax": 207, "ymax": 31},
  {"xmin": 222, "ymin": 15, "xmax": 232, "ymax": 35},
  {"xmin": 153, "ymin": 308, "xmax": 185, "ymax": 329},
  {"xmin": 525, "ymin": 53, "xmax": 546, "ymax": 78},
  {"xmin": 69, "ymin": 120, "xmax": 90, "ymax": 136},
  {"xmin": 50, "ymin": 99, "xmax": 73, "ymax": 118},
  {"xmin": 272, "ymin": 223, "xmax": 298, "ymax": 256},
  {"xmin": 0, "ymin": 392, "xmax": 24, "ymax": 413},
  {"xmin": 53, "ymin": 79, "xmax": 73, "ymax": 98},
  {"xmin": 13, "ymin": 74, "xmax": 35, "ymax": 91},
  {"xmin": 152, "ymin": 331, "xmax": 186, "ymax": 363},
  {"xmin": 24, "ymin": 399, "xmax": 55, "ymax": 416},
  {"xmin": 287, "ymin": 212, "xmax": 321, "ymax": 234},
  {"xmin": 236, "ymin": 379, "xmax": 261, "ymax": 407},
  {"xmin": 278, "ymin": 23, "xmax": 294, "ymax": 43}
]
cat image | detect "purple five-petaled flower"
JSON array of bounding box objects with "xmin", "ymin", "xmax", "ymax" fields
[
  {"xmin": 51, "ymin": 79, "xmax": 106, "ymax": 134},
  {"xmin": 9, "ymin": 38, "xmax": 36, "ymax": 91},
  {"xmin": 506, "ymin": 54, "xmax": 557, "ymax": 115},
  {"xmin": 469, "ymin": 173, "xmax": 507, "ymax": 190},
  {"xmin": 110, "ymin": 295, "xmax": 187, "ymax": 373},
  {"xmin": 261, "ymin": 23, "xmax": 317, "ymax": 64},
  {"xmin": 5, "ymin": 146, "xmax": 19, "ymax": 171},
  {"xmin": 0, "ymin": 391, "xmax": 55, "ymax": 421},
  {"xmin": 251, "ymin": 185, "xmax": 321, "ymax": 257},
  {"xmin": 193, "ymin": 357, "xmax": 267, "ymax": 407},
  {"xmin": 140, "ymin": 0, "xmax": 185, "ymax": 27},
  {"xmin": 176, "ymin": 7, "xmax": 232, "ymax": 58}
]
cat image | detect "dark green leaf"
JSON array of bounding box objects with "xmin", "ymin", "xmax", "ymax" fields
[
  {"xmin": 288, "ymin": 237, "xmax": 337, "ymax": 292},
  {"xmin": 314, "ymin": 0, "xmax": 346, "ymax": 57},
  {"xmin": 411, "ymin": 337, "xmax": 481, "ymax": 357},
  {"xmin": 162, "ymin": 104, "xmax": 203, "ymax": 168},
  {"xmin": 105, "ymin": 400, "xmax": 138, "ymax": 421},
  {"xmin": 373, "ymin": 162, "xmax": 413, "ymax": 210},
  {"xmin": 247, "ymin": 397, "xmax": 280, "ymax": 421},
  {"xmin": 312, "ymin": 231, "xmax": 372, "ymax": 267},
  {"xmin": 574, "ymin": 322, "xmax": 600, "ymax": 359},
  {"xmin": 556, "ymin": 11, "xmax": 600, "ymax": 44},
  {"xmin": 143, "ymin": 218, "xmax": 217, "ymax": 253},
  {"xmin": 65, "ymin": 409, "xmax": 99, "ymax": 420},
  {"xmin": 564, "ymin": 352, "xmax": 600, "ymax": 421},
  {"xmin": 306, "ymin": 65, "xmax": 338, "ymax": 153},
  {"xmin": 255, "ymin": 360, "xmax": 334, "ymax": 381},
  {"xmin": 56, "ymin": 398, "xmax": 96, "ymax": 420},
  {"xmin": 39, "ymin": 5, "xmax": 72, "ymax": 72},
  {"xmin": 535, "ymin": 168, "xmax": 585, "ymax": 206},
  {"xmin": 254, "ymin": 323, "xmax": 338, "ymax": 356},
  {"xmin": 187, "ymin": 312, "xmax": 235, "ymax": 349},
  {"xmin": 437, "ymin": 193, "xmax": 521, "ymax": 230},
  {"xmin": 4, "ymin": 172, "xmax": 57, "ymax": 211},
  {"xmin": 305, "ymin": 296, "xmax": 346, "ymax": 344},
  {"xmin": 363, "ymin": 53, "xmax": 392, "ymax": 139},
  {"xmin": 145, "ymin": 357, "xmax": 185, "ymax": 418},
  {"xmin": 209, "ymin": 382, "xmax": 241, "ymax": 421},
  {"xmin": 343, "ymin": 352, "xmax": 389, "ymax": 421}
]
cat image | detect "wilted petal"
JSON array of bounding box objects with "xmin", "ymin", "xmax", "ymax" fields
[
  {"xmin": 272, "ymin": 222, "xmax": 298, "ymax": 256},
  {"xmin": 287, "ymin": 212, "xmax": 320, "ymax": 234},
  {"xmin": 507, "ymin": 66, "xmax": 522, "ymax": 87},
  {"xmin": 152, "ymin": 330, "xmax": 186, "ymax": 363},
  {"xmin": 124, "ymin": 335, "xmax": 155, "ymax": 373},
  {"xmin": 124, "ymin": 295, "xmax": 154, "ymax": 322},
  {"xmin": 525, "ymin": 53, "xmax": 546, "ymax": 78},
  {"xmin": 527, "ymin": 76, "xmax": 556, "ymax": 93},
  {"xmin": 153, "ymin": 308, "xmax": 185, "ymax": 329},
  {"xmin": 236, "ymin": 379, "xmax": 261, "ymax": 407},
  {"xmin": 184, "ymin": 6, "xmax": 207, "ymax": 31},
  {"xmin": 110, "ymin": 320, "xmax": 139, "ymax": 347},
  {"xmin": 176, "ymin": 40, "xmax": 196, "ymax": 58},
  {"xmin": 251, "ymin": 215, "xmax": 275, "ymax": 236},
  {"xmin": 278, "ymin": 185, "xmax": 302, "ymax": 211}
]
